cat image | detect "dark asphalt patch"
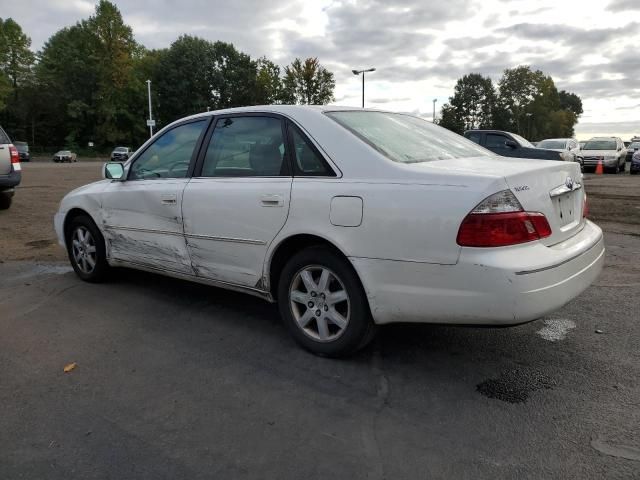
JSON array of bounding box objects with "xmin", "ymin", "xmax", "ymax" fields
[{"xmin": 476, "ymin": 369, "xmax": 556, "ymax": 403}]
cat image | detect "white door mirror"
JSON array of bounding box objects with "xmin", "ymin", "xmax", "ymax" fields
[{"xmin": 104, "ymin": 162, "xmax": 125, "ymax": 180}]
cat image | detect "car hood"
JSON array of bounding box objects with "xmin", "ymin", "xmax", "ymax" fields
[{"xmin": 581, "ymin": 149, "xmax": 617, "ymax": 156}]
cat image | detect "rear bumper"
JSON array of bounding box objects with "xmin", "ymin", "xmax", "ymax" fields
[
  {"xmin": 352, "ymin": 220, "xmax": 604, "ymax": 325},
  {"xmin": 0, "ymin": 170, "xmax": 21, "ymax": 190}
]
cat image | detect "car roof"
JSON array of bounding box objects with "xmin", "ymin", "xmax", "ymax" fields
[
  {"xmin": 539, "ymin": 138, "xmax": 572, "ymax": 141},
  {"xmin": 463, "ymin": 129, "xmax": 514, "ymax": 135}
]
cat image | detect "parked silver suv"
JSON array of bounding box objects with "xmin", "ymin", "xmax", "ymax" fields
[
  {"xmin": 0, "ymin": 126, "xmax": 21, "ymax": 210},
  {"xmin": 580, "ymin": 137, "xmax": 627, "ymax": 173}
]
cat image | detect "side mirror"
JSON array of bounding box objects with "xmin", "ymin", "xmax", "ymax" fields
[
  {"xmin": 103, "ymin": 162, "xmax": 125, "ymax": 180},
  {"xmin": 505, "ymin": 139, "xmax": 518, "ymax": 149}
]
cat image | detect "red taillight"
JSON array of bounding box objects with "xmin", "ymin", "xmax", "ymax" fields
[
  {"xmin": 583, "ymin": 195, "xmax": 589, "ymax": 218},
  {"xmin": 9, "ymin": 145, "xmax": 19, "ymax": 164},
  {"xmin": 457, "ymin": 211, "xmax": 552, "ymax": 247}
]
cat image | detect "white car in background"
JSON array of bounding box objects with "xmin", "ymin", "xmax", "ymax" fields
[
  {"xmin": 581, "ymin": 137, "xmax": 627, "ymax": 173},
  {"xmin": 537, "ymin": 138, "xmax": 582, "ymax": 163},
  {"xmin": 54, "ymin": 106, "xmax": 604, "ymax": 356}
]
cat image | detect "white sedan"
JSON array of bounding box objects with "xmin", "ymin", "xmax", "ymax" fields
[{"xmin": 54, "ymin": 106, "xmax": 604, "ymax": 356}]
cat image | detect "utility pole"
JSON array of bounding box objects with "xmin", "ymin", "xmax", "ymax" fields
[
  {"xmin": 146, "ymin": 80, "xmax": 155, "ymax": 138},
  {"xmin": 432, "ymin": 98, "xmax": 437, "ymax": 123},
  {"xmin": 352, "ymin": 68, "xmax": 376, "ymax": 108}
]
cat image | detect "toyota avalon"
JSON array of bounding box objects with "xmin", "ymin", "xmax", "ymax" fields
[{"xmin": 54, "ymin": 106, "xmax": 604, "ymax": 356}]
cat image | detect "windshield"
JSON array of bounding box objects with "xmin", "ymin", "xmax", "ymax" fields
[
  {"xmin": 14, "ymin": 143, "xmax": 28, "ymax": 152},
  {"xmin": 538, "ymin": 140, "xmax": 566, "ymax": 149},
  {"xmin": 510, "ymin": 133, "xmax": 534, "ymax": 148},
  {"xmin": 583, "ymin": 140, "xmax": 616, "ymax": 150},
  {"xmin": 629, "ymin": 142, "xmax": 640, "ymax": 149},
  {"xmin": 326, "ymin": 111, "xmax": 493, "ymax": 163},
  {"xmin": 59, "ymin": 151, "xmax": 71, "ymax": 155},
  {"xmin": 114, "ymin": 147, "xmax": 128, "ymax": 152}
]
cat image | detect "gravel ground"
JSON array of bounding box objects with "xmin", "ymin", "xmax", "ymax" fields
[{"xmin": 1, "ymin": 161, "xmax": 639, "ymax": 479}]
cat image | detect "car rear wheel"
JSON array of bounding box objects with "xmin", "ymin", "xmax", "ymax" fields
[
  {"xmin": 66, "ymin": 215, "xmax": 110, "ymax": 282},
  {"xmin": 0, "ymin": 192, "xmax": 12, "ymax": 210},
  {"xmin": 277, "ymin": 246, "xmax": 376, "ymax": 357}
]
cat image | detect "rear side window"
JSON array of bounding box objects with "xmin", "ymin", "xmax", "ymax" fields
[
  {"xmin": 0, "ymin": 127, "xmax": 10, "ymax": 144},
  {"xmin": 486, "ymin": 134, "xmax": 509, "ymax": 149},
  {"xmin": 288, "ymin": 125, "xmax": 334, "ymax": 176},
  {"xmin": 466, "ymin": 132, "xmax": 481, "ymax": 144},
  {"xmin": 201, "ymin": 116, "xmax": 288, "ymax": 177}
]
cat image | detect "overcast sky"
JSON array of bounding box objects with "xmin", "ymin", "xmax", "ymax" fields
[{"xmin": 3, "ymin": 0, "xmax": 639, "ymax": 139}]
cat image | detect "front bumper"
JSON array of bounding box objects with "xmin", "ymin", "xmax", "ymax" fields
[
  {"xmin": 351, "ymin": 220, "xmax": 604, "ymax": 325},
  {"xmin": 54, "ymin": 212, "xmax": 66, "ymax": 247}
]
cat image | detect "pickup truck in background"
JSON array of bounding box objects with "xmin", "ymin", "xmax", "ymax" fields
[{"xmin": 464, "ymin": 129, "xmax": 563, "ymax": 161}]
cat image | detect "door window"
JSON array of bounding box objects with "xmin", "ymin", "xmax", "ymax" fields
[
  {"xmin": 486, "ymin": 134, "xmax": 510, "ymax": 150},
  {"xmin": 289, "ymin": 125, "xmax": 334, "ymax": 176},
  {"xmin": 201, "ymin": 116, "xmax": 288, "ymax": 177},
  {"xmin": 129, "ymin": 120, "xmax": 206, "ymax": 180}
]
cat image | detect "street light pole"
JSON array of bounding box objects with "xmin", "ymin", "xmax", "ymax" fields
[
  {"xmin": 526, "ymin": 112, "xmax": 533, "ymax": 139},
  {"xmin": 352, "ymin": 68, "xmax": 376, "ymax": 108},
  {"xmin": 432, "ymin": 98, "xmax": 437, "ymax": 123},
  {"xmin": 146, "ymin": 79, "xmax": 154, "ymax": 138}
]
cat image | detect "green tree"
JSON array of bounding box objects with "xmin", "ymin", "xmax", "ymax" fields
[
  {"xmin": 282, "ymin": 57, "xmax": 335, "ymax": 105},
  {"xmin": 437, "ymin": 103, "xmax": 465, "ymax": 134},
  {"xmin": 254, "ymin": 57, "xmax": 283, "ymax": 105},
  {"xmin": 441, "ymin": 73, "xmax": 497, "ymax": 132},
  {"xmin": 0, "ymin": 18, "xmax": 35, "ymax": 89},
  {"xmin": 496, "ymin": 65, "xmax": 547, "ymax": 136},
  {"xmin": 559, "ymin": 90, "xmax": 583, "ymax": 117}
]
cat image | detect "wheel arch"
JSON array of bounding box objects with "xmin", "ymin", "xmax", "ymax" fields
[
  {"xmin": 266, "ymin": 233, "xmax": 361, "ymax": 299},
  {"xmin": 63, "ymin": 208, "xmax": 100, "ymax": 241}
]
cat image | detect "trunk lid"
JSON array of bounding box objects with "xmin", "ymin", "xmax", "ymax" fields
[{"xmin": 418, "ymin": 156, "xmax": 585, "ymax": 246}]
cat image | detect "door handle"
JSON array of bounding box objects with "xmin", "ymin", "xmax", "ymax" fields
[
  {"xmin": 260, "ymin": 194, "xmax": 284, "ymax": 207},
  {"xmin": 160, "ymin": 193, "xmax": 177, "ymax": 205}
]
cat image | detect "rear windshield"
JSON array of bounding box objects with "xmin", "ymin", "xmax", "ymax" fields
[
  {"xmin": 538, "ymin": 140, "xmax": 566, "ymax": 149},
  {"xmin": 14, "ymin": 142, "xmax": 28, "ymax": 152},
  {"xmin": 326, "ymin": 111, "xmax": 492, "ymax": 163},
  {"xmin": 114, "ymin": 147, "xmax": 128, "ymax": 152},
  {"xmin": 584, "ymin": 140, "xmax": 616, "ymax": 150}
]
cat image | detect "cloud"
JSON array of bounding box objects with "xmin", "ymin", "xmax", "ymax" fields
[{"xmin": 607, "ymin": 0, "xmax": 640, "ymax": 11}]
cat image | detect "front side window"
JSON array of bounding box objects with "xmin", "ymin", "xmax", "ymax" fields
[
  {"xmin": 289, "ymin": 125, "xmax": 333, "ymax": 176},
  {"xmin": 486, "ymin": 134, "xmax": 510, "ymax": 149},
  {"xmin": 201, "ymin": 116, "xmax": 287, "ymax": 177},
  {"xmin": 510, "ymin": 133, "xmax": 534, "ymax": 148},
  {"xmin": 129, "ymin": 120, "xmax": 206, "ymax": 180},
  {"xmin": 326, "ymin": 111, "xmax": 492, "ymax": 163}
]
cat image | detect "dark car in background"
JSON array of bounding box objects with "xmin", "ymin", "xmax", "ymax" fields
[
  {"xmin": 0, "ymin": 125, "xmax": 21, "ymax": 210},
  {"xmin": 13, "ymin": 141, "xmax": 30, "ymax": 162},
  {"xmin": 464, "ymin": 129, "xmax": 563, "ymax": 161},
  {"xmin": 631, "ymin": 151, "xmax": 640, "ymax": 175},
  {"xmin": 625, "ymin": 142, "xmax": 640, "ymax": 162},
  {"xmin": 110, "ymin": 146, "xmax": 132, "ymax": 161}
]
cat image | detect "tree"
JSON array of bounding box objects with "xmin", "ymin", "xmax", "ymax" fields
[
  {"xmin": 496, "ymin": 66, "xmax": 547, "ymax": 136},
  {"xmin": 0, "ymin": 18, "xmax": 35, "ymax": 89},
  {"xmin": 254, "ymin": 57, "xmax": 283, "ymax": 105},
  {"xmin": 437, "ymin": 103, "xmax": 465, "ymax": 134},
  {"xmin": 282, "ymin": 57, "xmax": 335, "ymax": 105},
  {"xmin": 559, "ymin": 90, "xmax": 583, "ymax": 117},
  {"xmin": 440, "ymin": 73, "xmax": 497, "ymax": 133}
]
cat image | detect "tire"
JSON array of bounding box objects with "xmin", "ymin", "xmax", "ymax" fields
[
  {"xmin": 65, "ymin": 214, "xmax": 110, "ymax": 283},
  {"xmin": 0, "ymin": 192, "xmax": 12, "ymax": 210},
  {"xmin": 277, "ymin": 246, "xmax": 376, "ymax": 357}
]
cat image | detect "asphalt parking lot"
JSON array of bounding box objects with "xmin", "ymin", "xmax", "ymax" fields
[{"xmin": 1, "ymin": 162, "xmax": 639, "ymax": 479}]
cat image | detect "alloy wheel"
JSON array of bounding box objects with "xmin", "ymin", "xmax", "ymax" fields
[
  {"xmin": 289, "ymin": 265, "xmax": 350, "ymax": 342},
  {"xmin": 71, "ymin": 226, "xmax": 97, "ymax": 274}
]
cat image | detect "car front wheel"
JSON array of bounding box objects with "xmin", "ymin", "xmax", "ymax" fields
[
  {"xmin": 278, "ymin": 246, "xmax": 376, "ymax": 357},
  {"xmin": 66, "ymin": 215, "xmax": 110, "ymax": 282}
]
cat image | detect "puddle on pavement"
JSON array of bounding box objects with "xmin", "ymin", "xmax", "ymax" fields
[{"xmin": 476, "ymin": 369, "xmax": 556, "ymax": 403}]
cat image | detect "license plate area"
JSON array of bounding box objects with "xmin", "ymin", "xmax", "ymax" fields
[{"xmin": 554, "ymin": 192, "xmax": 575, "ymax": 226}]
